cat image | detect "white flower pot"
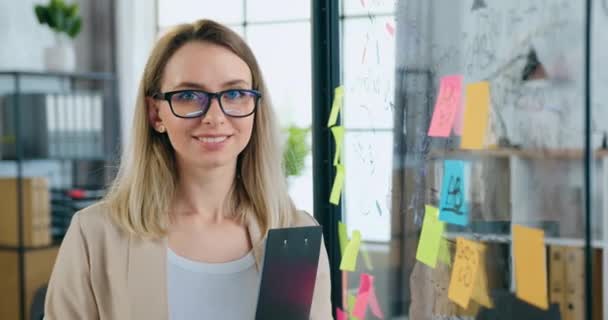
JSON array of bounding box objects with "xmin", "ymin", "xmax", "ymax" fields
[{"xmin": 44, "ymin": 34, "xmax": 76, "ymax": 72}]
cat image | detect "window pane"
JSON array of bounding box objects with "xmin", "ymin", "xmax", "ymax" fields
[
  {"xmin": 342, "ymin": 0, "xmax": 395, "ymax": 16},
  {"xmin": 344, "ymin": 131, "xmax": 393, "ymax": 242},
  {"xmin": 343, "ymin": 16, "xmax": 396, "ymax": 129},
  {"xmin": 246, "ymin": 0, "xmax": 310, "ymax": 22},
  {"xmin": 157, "ymin": 0, "xmax": 243, "ymax": 28},
  {"xmin": 247, "ymin": 22, "xmax": 313, "ymax": 213}
]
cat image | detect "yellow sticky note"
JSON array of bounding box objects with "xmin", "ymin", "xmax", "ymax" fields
[
  {"xmin": 438, "ymin": 238, "xmax": 452, "ymax": 266},
  {"xmin": 338, "ymin": 221, "xmax": 348, "ymax": 255},
  {"xmin": 448, "ymin": 237, "xmax": 483, "ymax": 308},
  {"xmin": 329, "ymin": 164, "xmax": 345, "ymax": 205},
  {"xmin": 331, "ymin": 126, "xmax": 345, "ymax": 165},
  {"xmin": 460, "ymin": 82, "xmax": 490, "ymax": 150},
  {"xmin": 328, "ymin": 86, "xmax": 344, "ymax": 127},
  {"xmin": 471, "ymin": 246, "xmax": 493, "ymax": 308},
  {"xmin": 340, "ymin": 230, "xmax": 361, "ymax": 272},
  {"xmin": 513, "ymin": 224, "xmax": 548, "ymax": 310},
  {"xmin": 416, "ymin": 205, "xmax": 446, "ymax": 268}
]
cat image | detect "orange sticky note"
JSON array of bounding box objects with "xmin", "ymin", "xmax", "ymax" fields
[
  {"xmin": 513, "ymin": 224, "xmax": 548, "ymax": 310},
  {"xmin": 460, "ymin": 81, "xmax": 490, "ymax": 149},
  {"xmin": 428, "ymin": 75, "xmax": 463, "ymax": 137},
  {"xmin": 340, "ymin": 230, "xmax": 361, "ymax": 271},
  {"xmin": 416, "ymin": 205, "xmax": 446, "ymax": 268},
  {"xmin": 329, "ymin": 164, "xmax": 345, "ymax": 205},
  {"xmin": 471, "ymin": 245, "xmax": 493, "ymax": 308},
  {"xmin": 448, "ymin": 237, "xmax": 483, "ymax": 308}
]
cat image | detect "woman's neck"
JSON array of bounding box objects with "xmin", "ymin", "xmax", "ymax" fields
[{"xmin": 171, "ymin": 162, "xmax": 238, "ymax": 223}]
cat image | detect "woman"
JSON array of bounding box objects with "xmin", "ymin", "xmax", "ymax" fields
[{"xmin": 44, "ymin": 19, "xmax": 332, "ymax": 319}]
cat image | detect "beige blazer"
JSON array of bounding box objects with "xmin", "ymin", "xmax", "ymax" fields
[{"xmin": 44, "ymin": 203, "xmax": 333, "ymax": 319}]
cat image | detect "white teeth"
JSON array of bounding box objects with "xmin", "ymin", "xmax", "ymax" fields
[{"xmin": 198, "ymin": 136, "xmax": 228, "ymax": 143}]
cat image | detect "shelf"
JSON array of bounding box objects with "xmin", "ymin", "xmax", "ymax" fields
[
  {"xmin": 429, "ymin": 148, "xmax": 608, "ymax": 160},
  {"xmin": 0, "ymin": 70, "xmax": 115, "ymax": 81},
  {"xmin": 444, "ymin": 231, "xmax": 605, "ymax": 248}
]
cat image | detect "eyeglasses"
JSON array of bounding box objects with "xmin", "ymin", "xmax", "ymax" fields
[{"xmin": 153, "ymin": 89, "xmax": 262, "ymax": 118}]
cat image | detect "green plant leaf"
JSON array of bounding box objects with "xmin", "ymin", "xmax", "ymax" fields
[
  {"xmin": 66, "ymin": 17, "xmax": 81, "ymax": 38},
  {"xmin": 34, "ymin": 5, "xmax": 49, "ymax": 25},
  {"xmin": 282, "ymin": 126, "xmax": 311, "ymax": 177}
]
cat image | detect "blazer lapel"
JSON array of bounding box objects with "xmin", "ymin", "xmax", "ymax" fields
[
  {"xmin": 127, "ymin": 234, "xmax": 169, "ymax": 320},
  {"xmin": 246, "ymin": 213, "xmax": 266, "ymax": 271}
]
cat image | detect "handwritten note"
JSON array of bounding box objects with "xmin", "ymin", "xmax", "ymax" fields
[
  {"xmin": 338, "ymin": 221, "xmax": 348, "ymax": 255},
  {"xmin": 471, "ymin": 245, "xmax": 493, "ymax": 308},
  {"xmin": 340, "ymin": 230, "xmax": 361, "ymax": 271},
  {"xmin": 460, "ymin": 81, "xmax": 490, "ymax": 149},
  {"xmin": 439, "ymin": 160, "xmax": 469, "ymax": 226},
  {"xmin": 327, "ymin": 86, "xmax": 344, "ymax": 127},
  {"xmin": 416, "ymin": 205, "xmax": 446, "ymax": 268},
  {"xmin": 513, "ymin": 224, "xmax": 549, "ymax": 310},
  {"xmin": 330, "ymin": 164, "xmax": 345, "ymax": 205},
  {"xmin": 448, "ymin": 237, "xmax": 483, "ymax": 308},
  {"xmin": 428, "ymin": 75, "xmax": 463, "ymax": 137},
  {"xmin": 331, "ymin": 126, "xmax": 345, "ymax": 165}
]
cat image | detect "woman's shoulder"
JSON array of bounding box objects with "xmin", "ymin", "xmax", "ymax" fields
[
  {"xmin": 291, "ymin": 210, "xmax": 321, "ymax": 227},
  {"xmin": 70, "ymin": 201, "xmax": 126, "ymax": 240}
]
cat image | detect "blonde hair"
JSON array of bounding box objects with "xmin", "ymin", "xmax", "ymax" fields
[{"xmin": 103, "ymin": 19, "xmax": 294, "ymax": 238}]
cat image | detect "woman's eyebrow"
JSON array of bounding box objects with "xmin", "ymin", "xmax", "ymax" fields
[{"xmin": 171, "ymin": 79, "xmax": 251, "ymax": 90}]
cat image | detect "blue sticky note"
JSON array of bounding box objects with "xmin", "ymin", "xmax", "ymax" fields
[{"xmin": 439, "ymin": 160, "xmax": 468, "ymax": 226}]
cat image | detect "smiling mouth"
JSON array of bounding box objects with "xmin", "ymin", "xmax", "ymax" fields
[{"xmin": 196, "ymin": 136, "xmax": 230, "ymax": 143}]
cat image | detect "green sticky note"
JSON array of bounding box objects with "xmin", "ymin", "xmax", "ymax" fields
[
  {"xmin": 438, "ymin": 238, "xmax": 452, "ymax": 266},
  {"xmin": 361, "ymin": 247, "xmax": 374, "ymax": 270},
  {"xmin": 416, "ymin": 205, "xmax": 446, "ymax": 268},
  {"xmin": 340, "ymin": 230, "xmax": 361, "ymax": 272},
  {"xmin": 327, "ymin": 86, "xmax": 344, "ymax": 127},
  {"xmin": 338, "ymin": 221, "xmax": 348, "ymax": 255},
  {"xmin": 331, "ymin": 126, "xmax": 345, "ymax": 165},
  {"xmin": 329, "ymin": 164, "xmax": 345, "ymax": 205},
  {"xmin": 348, "ymin": 293, "xmax": 359, "ymax": 320}
]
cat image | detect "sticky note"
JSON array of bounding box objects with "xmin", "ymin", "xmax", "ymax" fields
[
  {"xmin": 439, "ymin": 160, "xmax": 469, "ymax": 226},
  {"xmin": 353, "ymin": 273, "xmax": 384, "ymax": 319},
  {"xmin": 513, "ymin": 224, "xmax": 549, "ymax": 310},
  {"xmin": 361, "ymin": 248, "xmax": 374, "ymax": 270},
  {"xmin": 438, "ymin": 238, "xmax": 452, "ymax": 266},
  {"xmin": 428, "ymin": 75, "xmax": 463, "ymax": 137},
  {"xmin": 460, "ymin": 81, "xmax": 490, "ymax": 149},
  {"xmin": 331, "ymin": 126, "xmax": 345, "ymax": 165},
  {"xmin": 348, "ymin": 293, "xmax": 357, "ymax": 318},
  {"xmin": 340, "ymin": 230, "xmax": 361, "ymax": 271},
  {"xmin": 338, "ymin": 221, "xmax": 348, "ymax": 255},
  {"xmin": 336, "ymin": 307, "xmax": 348, "ymax": 320},
  {"xmin": 416, "ymin": 205, "xmax": 446, "ymax": 268},
  {"xmin": 448, "ymin": 237, "xmax": 483, "ymax": 308},
  {"xmin": 330, "ymin": 164, "xmax": 345, "ymax": 205},
  {"xmin": 471, "ymin": 245, "xmax": 493, "ymax": 308},
  {"xmin": 328, "ymin": 86, "xmax": 344, "ymax": 127}
]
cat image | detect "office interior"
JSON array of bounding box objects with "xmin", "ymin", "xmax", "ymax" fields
[{"xmin": 0, "ymin": 0, "xmax": 607, "ymax": 319}]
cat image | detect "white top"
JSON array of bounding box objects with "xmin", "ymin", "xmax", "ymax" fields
[{"xmin": 167, "ymin": 248, "xmax": 259, "ymax": 320}]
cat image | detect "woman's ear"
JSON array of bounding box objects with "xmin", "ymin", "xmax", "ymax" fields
[{"xmin": 146, "ymin": 97, "xmax": 164, "ymax": 131}]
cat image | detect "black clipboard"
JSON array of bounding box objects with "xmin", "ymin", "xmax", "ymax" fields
[{"xmin": 254, "ymin": 226, "xmax": 323, "ymax": 320}]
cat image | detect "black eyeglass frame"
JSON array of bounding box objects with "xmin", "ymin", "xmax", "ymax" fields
[{"xmin": 152, "ymin": 89, "xmax": 262, "ymax": 118}]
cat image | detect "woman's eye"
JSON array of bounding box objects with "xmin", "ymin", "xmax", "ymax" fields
[
  {"xmin": 225, "ymin": 90, "xmax": 243, "ymax": 99},
  {"xmin": 176, "ymin": 91, "xmax": 197, "ymax": 100}
]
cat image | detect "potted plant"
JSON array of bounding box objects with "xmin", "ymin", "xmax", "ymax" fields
[
  {"xmin": 34, "ymin": 0, "xmax": 82, "ymax": 72},
  {"xmin": 283, "ymin": 125, "xmax": 311, "ymax": 181}
]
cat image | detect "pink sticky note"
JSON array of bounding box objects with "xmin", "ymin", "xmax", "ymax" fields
[
  {"xmin": 385, "ymin": 22, "xmax": 395, "ymax": 36},
  {"xmin": 359, "ymin": 273, "xmax": 385, "ymax": 319},
  {"xmin": 336, "ymin": 307, "xmax": 347, "ymax": 320},
  {"xmin": 427, "ymin": 75, "xmax": 464, "ymax": 137},
  {"xmin": 353, "ymin": 291, "xmax": 370, "ymax": 318},
  {"xmin": 368, "ymin": 287, "xmax": 385, "ymax": 319}
]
